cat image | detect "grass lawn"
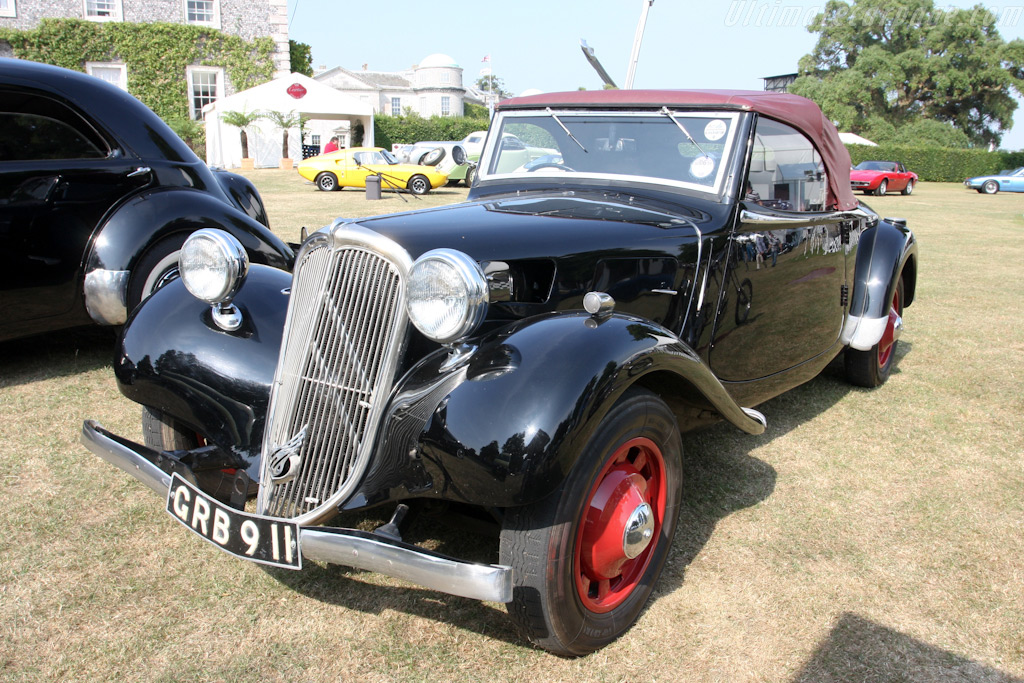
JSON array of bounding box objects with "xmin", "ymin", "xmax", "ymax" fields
[{"xmin": 1, "ymin": 177, "xmax": 1022, "ymax": 682}]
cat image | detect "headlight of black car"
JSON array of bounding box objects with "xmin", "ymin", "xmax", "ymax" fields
[
  {"xmin": 407, "ymin": 249, "xmax": 488, "ymax": 344},
  {"xmin": 179, "ymin": 229, "xmax": 249, "ymax": 305}
]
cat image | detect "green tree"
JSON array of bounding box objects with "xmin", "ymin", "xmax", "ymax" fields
[
  {"xmin": 790, "ymin": 0, "xmax": 1024, "ymax": 147},
  {"xmin": 475, "ymin": 74, "xmax": 514, "ymax": 100},
  {"xmin": 220, "ymin": 109, "xmax": 262, "ymax": 158},
  {"xmin": 262, "ymin": 110, "xmax": 301, "ymax": 159},
  {"xmin": 289, "ymin": 40, "xmax": 313, "ymax": 76}
]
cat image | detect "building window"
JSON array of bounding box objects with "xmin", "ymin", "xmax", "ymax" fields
[
  {"xmin": 86, "ymin": 62, "xmax": 128, "ymax": 91},
  {"xmin": 186, "ymin": 66, "xmax": 223, "ymax": 120},
  {"xmin": 441, "ymin": 96, "xmax": 450, "ymax": 116},
  {"xmin": 84, "ymin": 0, "xmax": 122, "ymax": 21},
  {"xmin": 441, "ymin": 71, "xmax": 450, "ymax": 84},
  {"xmin": 0, "ymin": 0, "xmax": 16, "ymax": 18},
  {"xmin": 311, "ymin": 135, "xmax": 320, "ymax": 146},
  {"xmin": 391, "ymin": 97, "xmax": 401, "ymax": 116},
  {"xmin": 184, "ymin": 0, "xmax": 219, "ymax": 28}
]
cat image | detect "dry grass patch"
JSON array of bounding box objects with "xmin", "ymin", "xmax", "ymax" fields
[{"xmin": 1, "ymin": 182, "xmax": 1022, "ymax": 681}]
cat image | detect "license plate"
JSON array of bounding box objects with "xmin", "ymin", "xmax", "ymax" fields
[{"xmin": 166, "ymin": 474, "xmax": 302, "ymax": 570}]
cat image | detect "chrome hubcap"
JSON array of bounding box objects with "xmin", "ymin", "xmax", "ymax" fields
[{"xmin": 622, "ymin": 502, "xmax": 655, "ymax": 559}]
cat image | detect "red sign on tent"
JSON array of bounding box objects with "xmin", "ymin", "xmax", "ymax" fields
[{"xmin": 286, "ymin": 83, "xmax": 307, "ymax": 99}]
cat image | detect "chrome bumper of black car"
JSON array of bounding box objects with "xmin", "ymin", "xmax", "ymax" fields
[{"xmin": 80, "ymin": 420, "xmax": 513, "ymax": 603}]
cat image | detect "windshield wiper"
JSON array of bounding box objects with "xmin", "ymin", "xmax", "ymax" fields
[
  {"xmin": 660, "ymin": 107, "xmax": 709, "ymax": 158},
  {"xmin": 546, "ymin": 108, "xmax": 588, "ymax": 153}
]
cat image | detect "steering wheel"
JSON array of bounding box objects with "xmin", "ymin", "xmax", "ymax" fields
[{"xmin": 528, "ymin": 162, "xmax": 575, "ymax": 172}]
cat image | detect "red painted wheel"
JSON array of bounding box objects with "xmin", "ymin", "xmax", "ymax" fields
[
  {"xmin": 876, "ymin": 287, "xmax": 901, "ymax": 368},
  {"xmin": 845, "ymin": 275, "xmax": 905, "ymax": 388},
  {"xmin": 574, "ymin": 437, "xmax": 666, "ymax": 613},
  {"xmin": 500, "ymin": 388, "xmax": 682, "ymax": 656}
]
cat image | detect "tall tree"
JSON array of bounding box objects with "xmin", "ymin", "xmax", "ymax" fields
[
  {"xmin": 289, "ymin": 40, "xmax": 313, "ymax": 77},
  {"xmin": 474, "ymin": 74, "xmax": 514, "ymax": 101},
  {"xmin": 790, "ymin": 0, "xmax": 1024, "ymax": 147}
]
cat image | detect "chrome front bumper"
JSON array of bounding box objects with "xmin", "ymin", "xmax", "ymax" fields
[{"xmin": 81, "ymin": 420, "xmax": 513, "ymax": 603}]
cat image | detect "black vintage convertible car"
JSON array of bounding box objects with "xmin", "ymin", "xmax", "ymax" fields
[
  {"xmin": 83, "ymin": 89, "xmax": 917, "ymax": 656},
  {"xmin": 0, "ymin": 59, "xmax": 293, "ymax": 342}
]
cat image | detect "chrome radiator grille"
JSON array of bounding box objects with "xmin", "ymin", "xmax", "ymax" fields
[{"xmin": 258, "ymin": 229, "xmax": 410, "ymax": 523}]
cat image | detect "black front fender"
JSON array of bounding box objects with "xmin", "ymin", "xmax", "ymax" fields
[
  {"xmin": 349, "ymin": 312, "xmax": 764, "ymax": 510},
  {"xmin": 115, "ymin": 264, "xmax": 291, "ymax": 478}
]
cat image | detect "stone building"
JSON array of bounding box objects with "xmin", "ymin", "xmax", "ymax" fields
[
  {"xmin": 0, "ymin": 0, "xmax": 290, "ymax": 118},
  {"xmin": 315, "ymin": 53, "xmax": 484, "ymax": 118}
]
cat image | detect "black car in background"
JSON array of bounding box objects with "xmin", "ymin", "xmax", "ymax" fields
[
  {"xmin": 0, "ymin": 58, "xmax": 293, "ymax": 342},
  {"xmin": 83, "ymin": 89, "xmax": 917, "ymax": 656}
]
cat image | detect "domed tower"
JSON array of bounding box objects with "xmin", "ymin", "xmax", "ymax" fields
[{"xmin": 412, "ymin": 53, "xmax": 465, "ymax": 117}]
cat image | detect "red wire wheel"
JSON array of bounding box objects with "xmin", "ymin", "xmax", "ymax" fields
[
  {"xmin": 877, "ymin": 287, "xmax": 901, "ymax": 368},
  {"xmin": 574, "ymin": 437, "xmax": 667, "ymax": 613}
]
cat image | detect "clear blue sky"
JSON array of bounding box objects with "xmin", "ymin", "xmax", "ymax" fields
[{"xmin": 286, "ymin": 0, "xmax": 1024, "ymax": 151}]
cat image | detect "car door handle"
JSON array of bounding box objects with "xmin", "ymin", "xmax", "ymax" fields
[{"xmin": 127, "ymin": 166, "xmax": 151, "ymax": 178}]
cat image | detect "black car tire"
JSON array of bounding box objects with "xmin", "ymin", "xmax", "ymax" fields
[
  {"xmin": 127, "ymin": 234, "xmax": 188, "ymax": 312},
  {"xmin": 845, "ymin": 275, "xmax": 904, "ymax": 388},
  {"xmin": 982, "ymin": 180, "xmax": 999, "ymax": 194},
  {"xmin": 316, "ymin": 172, "xmax": 339, "ymax": 192},
  {"xmin": 499, "ymin": 387, "xmax": 682, "ymax": 656},
  {"xmin": 875, "ymin": 179, "xmax": 888, "ymax": 196},
  {"xmin": 902, "ymin": 180, "xmax": 914, "ymax": 195},
  {"xmin": 408, "ymin": 174, "xmax": 431, "ymax": 195},
  {"xmin": 142, "ymin": 407, "xmax": 235, "ymax": 502},
  {"xmin": 464, "ymin": 165, "xmax": 475, "ymax": 187}
]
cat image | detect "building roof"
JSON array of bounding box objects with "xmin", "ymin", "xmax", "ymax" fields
[
  {"xmin": 419, "ymin": 53, "xmax": 459, "ymax": 68},
  {"xmin": 498, "ymin": 89, "xmax": 857, "ymax": 211}
]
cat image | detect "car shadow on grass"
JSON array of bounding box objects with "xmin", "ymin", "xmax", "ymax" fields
[
  {"xmin": 792, "ymin": 612, "xmax": 1023, "ymax": 682},
  {"xmin": 0, "ymin": 326, "xmax": 116, "ymax": 388}
]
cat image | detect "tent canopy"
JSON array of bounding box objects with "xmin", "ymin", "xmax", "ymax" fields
[{"xmin": 204, "ymin": 73, "xmax": 375, "ymax": 169}]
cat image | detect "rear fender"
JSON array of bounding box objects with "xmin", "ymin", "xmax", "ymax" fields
[
  {"xmin": 349, "ymin": 312, "xmax": 765, "ymax": 510},
  {"xmin": 114, "ymin": 264, "xmax": 291, "ymax": 479},
  {"xmin": 843, "ymin": 218, "xmax": 918, "ymax": 351}
]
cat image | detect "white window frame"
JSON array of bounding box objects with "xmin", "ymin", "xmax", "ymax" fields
[
  {"xmin": 390, "ymin": 97, "xmax": 401, "ymax": 116},
  {"xmin": 441, "ymin": 71, "xmax": 450, "ymax": 84},
  {"xmin": 441, "ymin": 96, "xmax": 451, "ymax": 116},
  {"xmin": 0, "ymin": 0, "xmax": 17, "ymax": 18},
  {"xmin": 186, "ymin": 65, "xmax": 224, "ymax": 120},
  {"xmin": 184, "ymin": 0, "xmax": 220, "ymax": 28},
  {"xmin": 86, "ymin": 62, "xmax": 128, "ymax": 91},
  {"xmin": 83, "ymin": 0, "xmax": 122, "ymax": 22}
]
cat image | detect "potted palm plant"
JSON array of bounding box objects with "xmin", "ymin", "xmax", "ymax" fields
[
  {"xmin": 263, "ymin": 110, "xmax": 302, "ymax": 170},
  {"xmin": 220, "ymin": 109, "xmax": 262, "ymax": 170}
]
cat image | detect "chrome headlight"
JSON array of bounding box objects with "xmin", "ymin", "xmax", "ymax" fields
[
  {"xmin": 179, "ymin": 229, "xmax": 249, "ymax": 305},
  {"xmin": 407, "ymin": 249, "xmax": 488, "ymax": 344}
]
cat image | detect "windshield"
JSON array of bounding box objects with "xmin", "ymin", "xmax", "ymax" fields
[
  {"xmin": 352, "ymin": 149, "xmax": 399, "ymax": 166},
  {"xmin": 854, "ymin": 161, "xmax": 898, "ymax": 172},
  {"xmin": 480, "ymin": 110, "xmax": 740, "ymax": 194}
]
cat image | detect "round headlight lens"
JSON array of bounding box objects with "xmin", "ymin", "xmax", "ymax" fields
[
  {"xmin": 407, "ymin": 249, "xmax": 488, "ymax": 344},
  {"xmin": 179, "ymin": 229, "xmax": 249, "ymax": 304}
]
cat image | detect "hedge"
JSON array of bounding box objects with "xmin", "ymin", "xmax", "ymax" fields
[
  {"xmin": 846, "ymin": 144, "xmax": 1024, "ymax": 182},
  {"xmin": 374, "ymin": 114, "xmax": 491, "ymax": 151}
]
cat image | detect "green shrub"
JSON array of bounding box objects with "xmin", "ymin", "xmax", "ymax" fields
[
  {"xmin": 374, "ymin": 113, "xmax": 490, "ymax": 151},
  {"xmin": 846, "ymin": 144, "xmax": 1024, "ymax": 182}
]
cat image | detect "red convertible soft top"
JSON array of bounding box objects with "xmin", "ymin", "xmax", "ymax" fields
[{"xmin": 498, "ymin": 89, "xmax": 857, "ymax": 211}]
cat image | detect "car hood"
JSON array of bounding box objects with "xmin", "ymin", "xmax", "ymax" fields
[
  {"xmin": 849, "ymin": 169, "xmax": 885, "ymax": 180},
  {"xmin": 346, "ymin": 191, "xmax": 708, "ymax": 263}
]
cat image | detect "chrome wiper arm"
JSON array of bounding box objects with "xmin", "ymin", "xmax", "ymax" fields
[
  {"xmin": 660, "ymin": 107, "xmax": 709, "ymax": 158},
  {"xmin": 546, "ymin": 108, "xmax": 588, "ymax": 153}
]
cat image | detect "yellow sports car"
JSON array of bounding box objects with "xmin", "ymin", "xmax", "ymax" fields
[{"xmin": 298, "ymin": 147, "xmax": 447, "ymax": 194}]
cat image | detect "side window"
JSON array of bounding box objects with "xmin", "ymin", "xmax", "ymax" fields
[
  {"xmin": 0, "ymin": 92, "xmax": 107, "ymax": 161},
  {"xmin": 746, "ymin": 118, "xmax": 826, "ymax": 212},
  {"xmin": 186, "ymin": 66, "xmax": 223, "ymax": 120},
  {"xmin": 83, "ymin": 0, "xmax": 122, "ymax": 21}
]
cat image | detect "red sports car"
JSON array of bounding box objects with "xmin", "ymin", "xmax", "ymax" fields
[{"xmin": 850, "ymin": 160, "xmax": 918, "ymax": 196}]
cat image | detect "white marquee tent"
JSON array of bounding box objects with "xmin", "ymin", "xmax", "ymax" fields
[{"xmin": 204, "ymin": 73, "xmax": 374, "ymax": 169}]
